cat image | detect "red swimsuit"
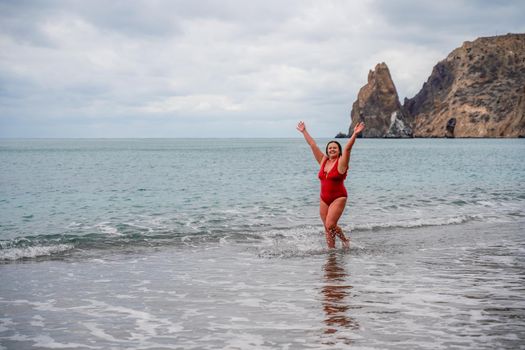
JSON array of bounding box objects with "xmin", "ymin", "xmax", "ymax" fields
[{"xmin": 318, "ymin": 157, "xmax": 347, "ymax": 205}]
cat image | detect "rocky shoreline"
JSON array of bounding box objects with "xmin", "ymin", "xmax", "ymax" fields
[{"xmin": 342, "ymin": 33, "xmax": 525, "ymax": 138}]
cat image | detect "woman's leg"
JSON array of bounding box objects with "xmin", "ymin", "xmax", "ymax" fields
[
  {"xmin": 333, "ymin": 226, "xmax": 350, "ymax": 248},
  {"xmin": 319, "ymin": 200, "xmax": 335, "ymax": 248},
  {"xmin": 325, "ymin": 197, "xmax": 349, "ymax": 248}
]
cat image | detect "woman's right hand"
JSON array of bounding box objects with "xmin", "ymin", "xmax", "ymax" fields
[{"xmin": 296, "ymin": 121, "xmax": 306, "ymax": 133}]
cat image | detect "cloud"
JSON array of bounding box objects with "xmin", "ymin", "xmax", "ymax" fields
[
  {"xmin": 1, "ymin": 0, "xmax": 524, "ymax": 137},
  {"xmin": 139, "ymin": 94, "xmax": 242, "ymax": 113}
]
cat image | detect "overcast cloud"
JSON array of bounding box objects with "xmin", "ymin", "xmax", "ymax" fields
[{"xmin": 1, "ymin": 0, "xmax": 524, "ymax": 137}]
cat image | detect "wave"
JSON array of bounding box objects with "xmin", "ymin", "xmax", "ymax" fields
[
  {"xmin": 0, "ymin": 227, "xmax": 263, "ymax": 261},
  {"xmin": 0, "ymin": 231, "xmax": 190, "ymax": 262},
  {"xmin": 1, "ymin": 211, "xmax": 521, "ymax": 262},
  {"xmin": 0, "ymin": 244, "xmax": 74, "ymax": 261},
  {"xmin": 251, "ymin": 215, "xmax": 498, "ymax": 259},
  {"xmin": 351, "ymin": 214, "xmax": 488, "ymax": 232}
]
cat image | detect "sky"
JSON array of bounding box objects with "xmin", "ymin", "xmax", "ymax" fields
[{"xmin": 1, "ymin": 0, "xmax": 524, "ymax": 138}]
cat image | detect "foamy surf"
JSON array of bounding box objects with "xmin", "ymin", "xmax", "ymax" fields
[
  {"xmin": 351, "ymin": 214, "xmax": 487, "ymax": 232},
  {"xmin": 0, "ymin": 244, "xmax": 74, "ymax": 261},
  {"xmin": 0, "ymin": 210, "xmax": 516, "ymax": 262}
]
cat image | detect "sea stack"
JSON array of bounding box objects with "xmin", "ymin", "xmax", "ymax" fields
[{"xmin": 348, "ymin": 62, "xmax": 413, "ymax": 138}]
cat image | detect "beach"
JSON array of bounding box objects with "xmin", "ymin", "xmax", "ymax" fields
[
  {"xmin": 1, "ymin": 138, "xmax": 524, "ymax": 349},
  {"xmin": 2, "ymin": 220, "xmax": 524, "ymax": 349}
]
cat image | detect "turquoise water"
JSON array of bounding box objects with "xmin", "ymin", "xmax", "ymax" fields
[
  {"xmin": 1, "ymin": 138, "xmax": 523, "ymax": 259},
  {"xmin": 1, "ymin": 138, "xmax": 524, "ymax": 349}
]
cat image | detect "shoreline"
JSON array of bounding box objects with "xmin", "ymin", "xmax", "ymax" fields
[{"xmin": 1, "ymin": 219, "xmax": 524, "ymax": 349}]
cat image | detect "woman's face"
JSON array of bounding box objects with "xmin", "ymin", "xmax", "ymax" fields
[{"xmin": 326, "ymin": 142, "xmax": 340, "ymax": 158}]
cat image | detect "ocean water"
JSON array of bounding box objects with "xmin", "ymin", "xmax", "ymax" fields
[{"xmin": 1, "ymin": 138, "xmax": 524, "ymax": 349}]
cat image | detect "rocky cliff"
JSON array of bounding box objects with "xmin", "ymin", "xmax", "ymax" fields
[
  {"xmin": 344, "ymin": 33, "xmax": 525, "ymax": 138},
  {"xmin": 348, "ymin": 63, "xmax": 413, "ymax": 138},
  {"xmin": 404, "ymin": 33, "xmax": 525, "ymax": 137}
]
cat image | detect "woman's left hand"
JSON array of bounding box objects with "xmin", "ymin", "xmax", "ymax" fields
[{"xmin": 354, "ymin": 122, "xmax": 365, "ymax": 134}]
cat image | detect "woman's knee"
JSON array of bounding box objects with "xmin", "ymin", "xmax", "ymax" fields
[{"xmin": 326, "ymin": 222, "xmax": 338, "ymax": 231}]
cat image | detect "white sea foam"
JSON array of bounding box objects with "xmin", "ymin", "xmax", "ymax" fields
[
  {"xmin": 237, "ymin": 298, "xmax": 263, "ymax": 308},
  {"xmin": 30, "ymin": 315, "xmax": 45, "ymax": 328},
  {"xmin": 83, "ymin": 322, "xmax": 121, "ymax": 342},
  {"xmin": 79, "ymin": 299, "xmax": 185, "ymax": 340},
  {"xmin": 224, "ymin": 332, "xmax": 268, "ymax": 350},
  {"xmin": 256, "ymin": 215, "xmax": 482, "ymax": 255},
  {"xmin": 94, "ymin": 222, "xmax": 121, "ymax": 235},
  {"xmin": 0, "ymin": 244, "xmax": 74, "ymax": 261},
  {"xmin": 1, "ymin": 334, "xmax": 96, "ymax": 349},
  {"xmin": 0, "ymin": 317, "xmax": 14, "ymax": 333},
  {"xmin": 352, "ymin": 214, "xmax": 487, "ymax": 232},
  {"xmin": 32, "ymin": 335, "xmax": 95, "ymax": 349}
]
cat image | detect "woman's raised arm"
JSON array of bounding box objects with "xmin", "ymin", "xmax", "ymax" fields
[
  {"xmin": 338, "ymin": 122, "xmax": 365, "ymax": 173},
  {"xmin": 297, "ymin": 121, "xmax": 325, "ymax": 164}
]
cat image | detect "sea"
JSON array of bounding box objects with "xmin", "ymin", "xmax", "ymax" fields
[{"xmin": 0, "ymin": 138, "xmax": 524, "ymax": 350}]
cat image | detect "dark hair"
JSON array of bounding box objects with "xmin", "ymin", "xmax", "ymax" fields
[{"xmin": 325, "ymin": 141, "xmax": 342, "ymax": 157}]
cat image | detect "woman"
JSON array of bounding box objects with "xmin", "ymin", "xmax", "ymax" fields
[{"xmin": 297, "ymin": 121, "xmax": 365, "ymax": 249}]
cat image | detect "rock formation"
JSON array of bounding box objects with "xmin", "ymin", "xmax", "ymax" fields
[
  {"xmin": 445, "ymin": 118, "xmax": 457, "ymax": 138},
  {"xmin": 348, "ymin": 63, "xmax": 413, "ymax": 138},
  {"xmin": 404, "ymin": 33, "xmax": 525, "ymax": 137}
]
